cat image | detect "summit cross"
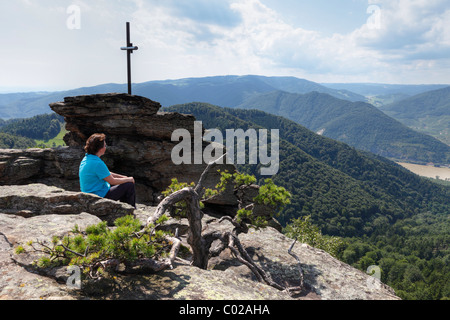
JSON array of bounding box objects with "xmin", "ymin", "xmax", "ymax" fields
[{"xmin": 120, "ymin": 22, "xmax": 139, "ymax": 95}]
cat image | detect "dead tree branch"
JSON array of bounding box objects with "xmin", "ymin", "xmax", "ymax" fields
[{"xmin": 146, "ymin": 152, "xmax": 305, "ymax": 295}]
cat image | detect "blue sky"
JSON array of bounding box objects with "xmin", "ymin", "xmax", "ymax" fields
[{"xmin": 1, "ymin": 0, "xmax": 450, "ymax": 92}]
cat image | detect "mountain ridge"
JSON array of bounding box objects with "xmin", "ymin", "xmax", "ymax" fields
[
  {"xmin": 1, "ymin": 75, "xmax": 448, "ymax": 164},
  {"xmin": 163, "ymin": 102, "xmax": 450, "ymax": 236},
  {"xmin": 321, "ymin": 82, "xmax": 448, "ymax": 97},
  {"xmin": 236, "ymin": 90, "xmax": 450, "ymax": 165},
  {"xmin": 0, "ymin": 75, "xmax": 367, "ymax": 119},
  {"xmin": 380, "ymin": 86, "xmax": 450, "ymax": 145}
]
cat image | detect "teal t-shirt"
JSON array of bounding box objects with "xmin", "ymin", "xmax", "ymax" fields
[{"xmin": 79, "ymin": 154, "xmax": 111, "ymax": 197}]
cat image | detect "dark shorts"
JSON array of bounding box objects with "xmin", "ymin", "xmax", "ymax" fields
[{"xmin": 104, "ymin": 182, "xmax": 136, "ymax": 208}]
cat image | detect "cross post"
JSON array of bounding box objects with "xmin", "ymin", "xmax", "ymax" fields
[{"xmin": 120, "ymin": 22, "xmax": 139, "ymax": 95}]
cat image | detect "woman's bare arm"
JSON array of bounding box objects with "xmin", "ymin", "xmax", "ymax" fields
[{"xmin": 104, "ymin": 174, "xmax": 135, "ymax": 186}]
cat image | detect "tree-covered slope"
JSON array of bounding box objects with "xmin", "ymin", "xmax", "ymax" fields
[
  {"xmin": 164, "ymin": 103, "xmax": 450, "ymax": 238},
  {"xmin": 236, "ymin": 91, "xmax": 450, "ymax": 164},
  {"xmin": 0, "ymin": 113, "xmax": 65, "ymax": 149},
  {"xmin": 381, "ymin": 86, "xmax": 450, "ymax": 117},
  {"xmin": 0, "ymin": 113, "xmax": 63, "ymax": 141},
  {"xmin": 380, "ymin": 86, "xmax": 450, "ymax": 145},
  {"xmin": 0, "ymin": 132, "xmax": 35, "ymax": 149}
]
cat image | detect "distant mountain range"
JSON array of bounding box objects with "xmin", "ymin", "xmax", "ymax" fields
[
  {"xmin": 321, "ymin": 83, "xmax": 448, "ymax": 107},
  {"xmin": 0, "ymin": 75, "xmax": 366, "ymax": 119},
  {"xmin": 1, "ymin": 75, "xmax": 448, "ymax": 164},
  {"xmin": 321, "ymin": 82, "xmax": 448, "ymax": 98}
]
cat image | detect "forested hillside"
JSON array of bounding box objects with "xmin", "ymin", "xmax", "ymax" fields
[
  {"xmin": 0, "ymin": 113, "xmax": 64, "ymax": 148},
  {"xmin": 0, "ymin": 132, "xmax": 35, "ymax": 149},
  {"xmin": 164, "ymin": 102, "xmax": 450, "ymax": 300},
  {"xmin": 0, "ymin": 113, "xmax": 63, "ymax": 140},
  {"xmin": 166, "ymin": 103, "xmax": 449, "ymax": 231},
  {"xmin": 236, "ymin": 91, "xmax": 450, "ymax": 165},
  {"xmin": 380, "ymin": 86, "xmax": 450, "ymax": 145}
]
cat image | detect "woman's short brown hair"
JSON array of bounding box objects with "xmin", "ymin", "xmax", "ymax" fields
[{"xmin": 84, "ymin": 133, "xmax": 106, "ymax": 155}]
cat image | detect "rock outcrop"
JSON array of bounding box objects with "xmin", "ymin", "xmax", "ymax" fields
[
  {"xmin": 0, "ymin": 147, "xmax": 82, "ymax": 187},
  {"xmin": 0, "ymin": 93, "xmax": 400, "ymax": 300},
  {"xmin": 49, "ymin": 93, "xmax": 236, "ymax": 197}
]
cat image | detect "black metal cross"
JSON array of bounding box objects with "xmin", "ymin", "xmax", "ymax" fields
[{"xmin": 121, "ymin": 22, "xmax": 139, "ymax": 95}]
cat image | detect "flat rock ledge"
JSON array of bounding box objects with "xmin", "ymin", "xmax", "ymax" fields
[{"xmin": 0, "ymin": 184, "xmax": 134, "ymax": 226}]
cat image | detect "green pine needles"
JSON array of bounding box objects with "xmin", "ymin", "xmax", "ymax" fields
[
  {"xmin": 161, "ymin": 170, "xmax": 292, "ymax": 230},
  {"xmin": 17, "ymin": 215, "xmax": 172, "ymax": 279},
  {"xmin": 283, "ymin": 215, "xmax": 345, "ymax": 258}
]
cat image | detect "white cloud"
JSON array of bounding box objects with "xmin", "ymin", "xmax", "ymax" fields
[
  {"xmin": 219, "ymin": 0, "xmax": 384, "ymax": 80},
  {"xmin": 130, "ymin": 0, "xmax": 448, "ymax": 84},
  {"xmin": 1, "ymin": 0, "xmax": 450, "ymax": 90},
  {"xmin": 347, "ymin": 0, "xmax": 450, "ymax": 83},
  {"xmin": 354, "ymin": 0, "xmax": 450, "ymax": 53},
  {"xmin": 211, "ymin": 0, "xmax": 450, "ymax": 83}
]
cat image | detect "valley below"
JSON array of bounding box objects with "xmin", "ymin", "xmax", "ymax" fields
[{"xmin": 398, "ymin": 162, "xmax": 450, "ymax": 181}]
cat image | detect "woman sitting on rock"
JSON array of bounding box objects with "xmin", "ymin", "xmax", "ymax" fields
[{"xmin": 79, "ymin": 133, "xmax": 136, "ymax": 208}]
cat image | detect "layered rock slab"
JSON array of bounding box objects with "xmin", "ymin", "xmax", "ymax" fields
[{"xmin": 0, "ymin": 184, "xmax": 134, "ymax": 225}]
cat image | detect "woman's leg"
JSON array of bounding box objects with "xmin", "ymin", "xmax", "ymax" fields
[{"xmin": 104, "ymin": 182, "xmax": 136, "ymax": 208}]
